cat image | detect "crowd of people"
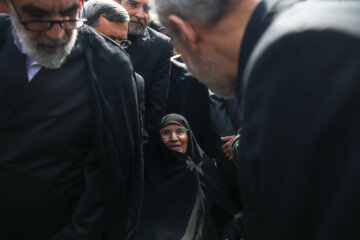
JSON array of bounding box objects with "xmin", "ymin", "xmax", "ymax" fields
[{"xmin": 0, "ymin": 0, "xmax": 359, "ymax": 239}]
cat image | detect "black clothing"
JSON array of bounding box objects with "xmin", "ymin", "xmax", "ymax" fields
[
  {"xmin": 236, "ymin": 1, "xmax": 360, "ymax": 239},
  {"xmin": 137, "ymin": 114, "xmax": 238, "ymax": 240},
  {"xmin": 166, "ymin": 62, "xmax": 219, "ymax": 158},
  {"xmin": 208, "ymin": 93, "xmax": 241, "ymax": 199},
  {"xmin": 134, "ymin": 72, "xmax": 148, "ymax": 142},
  {"xmin": 235, "ymin": 0, "xmax": 300, "ymax": 99},
  {"xmin": 209, "ymin": 93, "xmax": 241, "ymax": 138},
  {"xmin": 0, "ymin": 14, "xmax": 142, "ymax": 240},
  {"xmin": 127, "ymin": 27, "xmax": 172, "ymax": 138}
]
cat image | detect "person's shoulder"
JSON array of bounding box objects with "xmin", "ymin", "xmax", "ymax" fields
[
  {"xmin": 248, "ymin": 1, "xmax": 360, "ymax": 64},
  {"xmin": 0, "ymin": 13, "xmax": 10, "ymax": 29},
  {"xmin": 0, "ymin": 13, "xmax": 9, "ymax": 20},
  {"xmin": 78, "ymin": 25, "xmax": 132, "ymax": 64},
  {"xmin": 77, "ymin": 25, "xmax": 134, "ymax": 88},
  {"xmin": 263, "ymin": 1, "xmax": 360, "ymax": 46},
  {"xmin": 147, "ymin": 26, "xmax": 172, "ymax": 45}
]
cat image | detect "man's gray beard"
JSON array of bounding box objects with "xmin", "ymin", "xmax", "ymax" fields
[
  {"xmin": 181, "ymin": 46, "xmax": 236, "ymax": 99},
  {"xmin": 9, "ymin": 9, "xmax": 78, "ymax": 69},
  {"xmin": 128, "ymin": 18, "xmax": 147, "ymax": 36}
]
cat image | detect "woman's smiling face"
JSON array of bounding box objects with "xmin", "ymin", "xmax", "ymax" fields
[{"xmin": 160, "ymin": 124, "xmax": 188, "ymax": 154}]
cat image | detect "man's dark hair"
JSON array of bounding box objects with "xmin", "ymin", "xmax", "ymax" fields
[{"xmin": 82, "ymin": 0, "xmax": 129, "ymax": 27}]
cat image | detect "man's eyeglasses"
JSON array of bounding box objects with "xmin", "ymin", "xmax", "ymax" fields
[
  {"xmin": 119, "ymin": 39, "xmax": 132, "ymax": 49},
  {"xmin": 126, "ymin": 0, "xmax": 151, "ymax": 14},
  {"xmin": 160, "ymin": 127, "xmax": 188, "ymax": 139},
  {"xmin": 8, "ymin": 0, "xmax": 87, "ymax": 32}
]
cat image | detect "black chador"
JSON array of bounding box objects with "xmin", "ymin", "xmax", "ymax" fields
[
  {"xmin": 137, "ymin": 114, "xmax": 238, "ymax": 240},
  {"xmin": 0, "ymin": 14, "xmax": 142, "ymax": 240}
]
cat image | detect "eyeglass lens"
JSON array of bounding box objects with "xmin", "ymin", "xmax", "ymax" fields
[
  {"xmin": 8, "ymin": 0, "xmax": 86, "ymax": 32},
  {"xmin": 25, "ymin": 20, "xmax": 84, "ymax": 31},
  {"xmin": 127, "ymin": 0, "xmax": 150, "ymax": 13},
  {"xmin": 161, "ymin": 127, "xmax": 187, "ymax": 138}
]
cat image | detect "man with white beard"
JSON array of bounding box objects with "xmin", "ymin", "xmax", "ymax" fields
[{"xmin": 0, "ymin": 0, "xmax": 143, "ymax": 239}]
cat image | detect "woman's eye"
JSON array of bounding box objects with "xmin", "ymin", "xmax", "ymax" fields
[
  {"xmin": 176, "ymin": 128, "xmax": 186, "ymax": 135},
  {"xmin": 163, "ymin": 129, "xmax": 172, "ymax": 136}
]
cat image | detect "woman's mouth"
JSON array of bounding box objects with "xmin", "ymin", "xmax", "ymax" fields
[{"xmin": 169, "ymin": 144, "xmax": 181, "ymax": 150}]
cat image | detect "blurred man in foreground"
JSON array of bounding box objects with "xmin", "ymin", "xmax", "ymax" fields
[{"xmin": 151, "ymin": 0, "xmax": 360, "ymax": 238}]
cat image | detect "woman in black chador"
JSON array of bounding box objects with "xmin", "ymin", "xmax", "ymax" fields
[{"xmin": 137, "ymin": 114, "xmax": 239, "ymax": 240}]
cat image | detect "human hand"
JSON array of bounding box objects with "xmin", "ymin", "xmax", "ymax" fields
[{"xmin": 220, "ymin": 135, "xmax": 236, "ymax": 161}]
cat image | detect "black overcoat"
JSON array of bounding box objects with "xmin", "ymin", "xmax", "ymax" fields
[
  {"xmin": 0, "ymin": 14, "xmax": 142, "ymax": 240},
  {"xmin": 237, "ymin": 1, "xmax": 360, "ymax": 239}
]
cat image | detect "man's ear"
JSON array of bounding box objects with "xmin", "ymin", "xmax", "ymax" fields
[
  {"xmin": 168, "ymin": 14, "xmax": 200, "ymax": 52},
  {"xmin": 0, "ymin": 0, "xmax": 9, "ymax": 13}
]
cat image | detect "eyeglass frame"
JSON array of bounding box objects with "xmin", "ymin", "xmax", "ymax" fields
[
  {"xmin": 160, "ymin": 126, "xmax": 188, "ymax": 139},
  {"xmin": 8, "ymin": 0, "xmax": 88, "ymax": 32},
  {"xmin": 125, "ymin": 0, "xmax": 151, "ymax": 14}
]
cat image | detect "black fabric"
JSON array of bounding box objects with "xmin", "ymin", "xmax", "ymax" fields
[
  {"xmin": 127, "ymin": 26, "xmax": 172, "ymax": 138},
  {"xmin": 208, "ymin": 93, "xmax": 241, "ymax": 202},
  {"xmin": 166, "ymin": 63, "xmax": 218, "ymax": 158},
  {"xmin": 209, "ymin": 94, "xmax": 241, "ymax": 138},
  {"xmin": 134, "ymin": 72, "xmax": 148, "ymax": 142},
  {"xmin": 0, "ymin": 15, "xmax": 142, "ymax": 240},
  {"xmin": 236, "ymin": 1, "xmax": 360, "ymax": 239},
  {"xmin": 235, "ymin": 0, "xmax": 301, "ymax": 99},
  {"xmin": 0, "ymin": 23, "xmax": 96, "ymax": 240},
  {"xmin": 137, "ymin": 114, "xmax": 238, "ymax": 240}
]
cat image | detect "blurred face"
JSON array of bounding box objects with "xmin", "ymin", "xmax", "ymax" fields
[
  {"xmin": 8, "ymin": 0, "xmax": 80, "ymax": 69},
  {"xmin": 94, "ymin": 15, "xmax": 129, "ymax": 45},
  {"xmin": 120, "ymin": 0, "xmax": 150, "ymax": 36},
  {"xmin": 160, "ymin": 124, "xmax": 188, "ymax": 154},
  {"xmin": 173, "ymin": 37, "xmax": 236, "ymax": 99}
]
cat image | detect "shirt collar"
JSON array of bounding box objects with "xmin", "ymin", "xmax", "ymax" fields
[{"xmin": 12, "ymin": 28, "xmax": 43, "ymax": 81}]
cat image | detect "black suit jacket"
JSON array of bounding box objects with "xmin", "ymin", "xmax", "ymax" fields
[
  {"xmin": 237, "ymin": 1, "xmax": 360, "ymax": 239},
  {"xmin": 127, "ymin": 27, "xmax": 172, "ymax": 137}
]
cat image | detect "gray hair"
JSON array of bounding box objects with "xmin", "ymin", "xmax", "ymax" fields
[
  {"xmin": 82, "ymin": 0, "xmax": 130, "ymax": 27},
  {"xmin": 150, "ymin": 0, "xmax": 239, "ymax": 33}
]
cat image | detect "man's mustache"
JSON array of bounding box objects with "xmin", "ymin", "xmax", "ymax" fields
[
  {"xmin": 130, "ymin": 18, "xmax": 145, "ymax": 26},
  {"xmin": 38, "ymin": 37, "xmax": 68, "ymax": 48}
]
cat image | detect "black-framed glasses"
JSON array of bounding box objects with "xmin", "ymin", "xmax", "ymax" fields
[
  {"xmin": 126, "ymin": 0, "xmax": 151, "ymax": 14},
  {"xmin": 119, "ymin": 39, "xmax": 132, "ymax": 49},
  {"xmin": 8, "ymin": 0, "xmax": 87, "ymax": 32},
  {"xmin": 160, "ymin": 127, "xmax": 188, "ymax": 139}
]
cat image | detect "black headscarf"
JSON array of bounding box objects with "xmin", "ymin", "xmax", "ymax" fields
[{"xmin": 137, "ymin": 114, "xmax": 238, "ymax": 240}]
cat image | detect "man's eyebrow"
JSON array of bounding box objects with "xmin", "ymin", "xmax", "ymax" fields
[
  {"xmin": 22, "ymin": 4, "xmax": 50, "ymax": 17},
  {"xmin": 21, "ymin": 3, "xmax": 79, "ymax": 17},
  {"xmin": 60, "ymin": 3, "xmax": 80, "ymax": 14}
]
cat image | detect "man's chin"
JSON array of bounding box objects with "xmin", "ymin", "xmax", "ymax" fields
[
  {"xmin": 210, "ymin": 88, "xmax": 235, "ymax": 99},
  {"xmin": 129, "ymin": 25, "xmax": 146, "ymax": 36}
]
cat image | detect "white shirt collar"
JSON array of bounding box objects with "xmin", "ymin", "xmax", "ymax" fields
[{"xmin": 12, "ymin": 28, "xmax": 42, "ymax": 82}]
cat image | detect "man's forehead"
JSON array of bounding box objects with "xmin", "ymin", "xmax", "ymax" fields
[
  {"xmin": 15, "ymin": 0, "xmax": 80, "ymax": 12},
  {"xmin": 133, "ymin": 0, "xmax": 149, "ymax": 5}
]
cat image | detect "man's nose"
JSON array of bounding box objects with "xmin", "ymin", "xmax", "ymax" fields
[
  {"xmin": 134, "ymin": 6, "xmax": 145, "ymax": 19},
  {"xmin": 44, "ymin": 23, "xmax": 66, "ymax": 41}
]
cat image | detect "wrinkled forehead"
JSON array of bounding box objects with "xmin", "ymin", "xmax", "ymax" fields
[{"xmin": 13, "ymin": 0, "xmax": 80, "ymax": 13}]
